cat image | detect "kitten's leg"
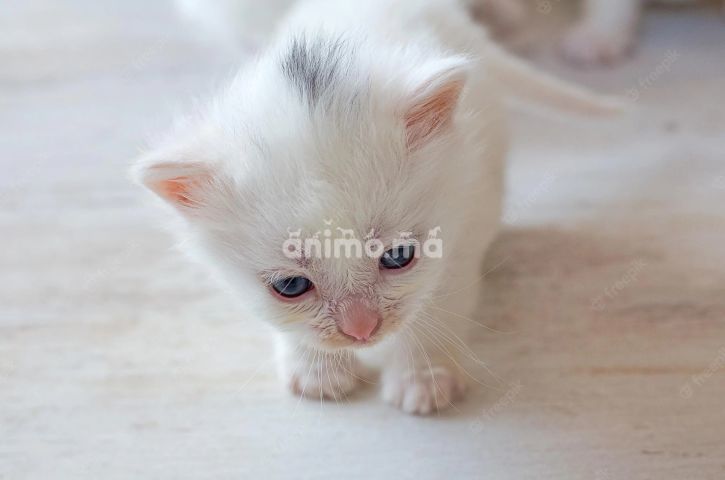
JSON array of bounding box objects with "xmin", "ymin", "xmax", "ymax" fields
[
  {"xmin": 561, "ymin": 0, "xmax": 641, "ymax": 65},
  {"xmin": 276, "ymin": 333, "xmax": 360, "ymax": 400},
  {"xmin": 381, "ymin": 309, "xmax": 468, "ymax": 415}
]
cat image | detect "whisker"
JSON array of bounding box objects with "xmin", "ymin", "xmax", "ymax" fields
[
  {"xmin": 419, "ymin": 313, "xmax": 508, "ymax": 386},
  {"xmin": 401, "ymin": 327, "xmax": 417, "ymax": 384},
  {"xmin": 333, "ymin": 352, "xmax": 353, "ymax": 404},
  {"xmin": 293, "ymin": 347, "xmax": 318, "ymax": 415},
  {"xmin": 419, "ymin": 314, "xmax": 508, "ymax": 386},
  {"xmin": 414, "ymin": 318, "xmax": 507, "ymax": 393},
  {"xmin": 338, "ymin": 353, "xmax": 376, "ymax": 385},
  {"xmin": 428, "ymin": 256, "xmax": 511, "ymax": 301},
  {"xmin": 324, "ymin": 354, "xmax": 340, "ymax": 405},
  {"xmin": 406, "ymin": 325, "xmax": 444, "ymax": 414},
  {"xmin": 426, "ymin": 302, "xmax": 517, "ymax": 335}
]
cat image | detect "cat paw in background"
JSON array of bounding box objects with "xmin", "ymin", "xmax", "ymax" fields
[
  {"xmin": 559, "ymin": 0, "xmax": 640, "ymax": 66},
  {"xmin": 560, "ymin": 22, "xmax": 636, "ymax": 65},
  {"xmin": 468, "ymin": 0, "xmax": 637, "ymax": 65},
  {"xmin": 559, "ymin": 0, "xmax": 725, "ymax": 66},
  {"xmin": 466, "ymin": 0, "xmax": 529, "ymax": 34}
]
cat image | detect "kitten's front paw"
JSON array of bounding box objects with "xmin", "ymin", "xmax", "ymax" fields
[
  {"xmin": 561, "ymin": 25, "xmax": 634, "ymax": 66},
  {"xmin": 382, "ymin": 365, "xmax": 466, "ymax": 415},
  {"xmin": 284, "ymin": 353, "xmax": 359, "ymax": 401}
]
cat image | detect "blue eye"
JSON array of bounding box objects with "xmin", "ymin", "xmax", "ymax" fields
[
  {"xmin": 272, "ymin": 276, "xmax": 313, "ymax": 298},
  {"xmin": 380, "ymin": 245, "xmax": 416, "ymax": 270}
]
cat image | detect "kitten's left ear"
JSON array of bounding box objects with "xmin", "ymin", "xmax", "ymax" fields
[{"xmin": 403, "ymin": 57, "xmax": 470, "ymax": 151}]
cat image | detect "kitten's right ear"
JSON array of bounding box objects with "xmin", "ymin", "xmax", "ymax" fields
[{"xmin": 131, "ymin": 150, "xmax": 215, "ymax": 214}]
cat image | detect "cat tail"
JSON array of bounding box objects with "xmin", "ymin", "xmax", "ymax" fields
[{"xmin": 485, "ymin": 44, "xmax": 627, "ymax": 115}]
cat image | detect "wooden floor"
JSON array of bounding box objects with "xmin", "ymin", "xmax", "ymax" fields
[{"xmin": 1, "ymin": 2, "xmax": 724, "ymax": 479}]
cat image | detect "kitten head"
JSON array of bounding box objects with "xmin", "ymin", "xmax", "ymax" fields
[{"xmin": 133, "ymin": 34, "xmax": 470, "ymax": 350}]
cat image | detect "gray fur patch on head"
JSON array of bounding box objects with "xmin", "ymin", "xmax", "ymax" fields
[{"xmin": 280, "ymin": 33, "xmax": 356, "ymax": 107}]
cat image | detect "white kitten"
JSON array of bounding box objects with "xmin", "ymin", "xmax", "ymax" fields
[{"xmin": 134, "ymin": 0, "xmax": 618, "ymax": 414}]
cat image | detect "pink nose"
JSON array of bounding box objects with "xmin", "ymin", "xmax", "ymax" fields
[{"xmin": 337, "ymin": 298, "xmax": 381, "ymax": 341}]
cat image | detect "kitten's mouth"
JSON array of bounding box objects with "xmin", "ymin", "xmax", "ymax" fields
[
  {"xmin": 323, "ymin": 330, "xmax": 382, "ymax": 350},
  {"xmin": 343, "ymin": 334, "xmax": 383, "ymax": 349}
]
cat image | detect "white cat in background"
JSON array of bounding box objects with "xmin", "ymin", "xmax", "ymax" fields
[
  {"xmin": 178, "ymin": 0, "xmax": 723, "ymax": 66},
  {"xmin": 135, "ymin": 0, "xmax": 618, "ymax": 414}
]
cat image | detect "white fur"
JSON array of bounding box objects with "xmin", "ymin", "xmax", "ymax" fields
[{"xmin": 136, "ymin": 0, "xmax": 617, "ymax": 415}]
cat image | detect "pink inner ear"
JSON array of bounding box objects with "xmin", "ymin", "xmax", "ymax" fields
[
  {"xmin": 405, "ymin": 79, "xmax": 464, "ymax": 151},
  {"xmin": 143, "ymin": 162, "xmax": 212, "ymax": 209},
  {"xmin": 157, "ymin": 176, "xmax": 200, "ymax": 207}
]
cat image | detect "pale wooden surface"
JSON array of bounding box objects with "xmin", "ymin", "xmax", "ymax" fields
[{"xmin": 1, "ymin": 2, "xmax": 725, "ymax": 479}]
